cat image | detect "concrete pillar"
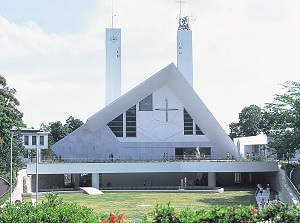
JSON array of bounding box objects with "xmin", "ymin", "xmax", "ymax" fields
[
  {"xmin": 72, "ymin": 174, "xmax": 80, "ymax": 189},
  {"xmin": 208, "ymin": 172, "xmax": 216, "ymax": 187},
  {"xmin": 92, "ymin": 173, "xmax": 99, "ymax": 189}
]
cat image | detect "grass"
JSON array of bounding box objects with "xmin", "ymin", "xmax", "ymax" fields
[{"xmin": 30, "ymin": 189, "xmax": 257, "ymax": 222}]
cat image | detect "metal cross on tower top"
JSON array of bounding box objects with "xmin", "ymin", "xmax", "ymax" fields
[
  {"xmin": 175, "ymin": 0, "xmax": 191, "ymax": 30},
  {"xmin": 155, "ymin": 98, "xmax": 179, "ymax": 122},
  {"xmin": 175, "ymin": 0, "xmax": 185, "ymax": 17}
]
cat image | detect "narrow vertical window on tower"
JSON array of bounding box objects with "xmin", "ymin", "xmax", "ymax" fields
[
  {"xmin": 108, "ymin": 114, "xmax": 123, "ymax": 137},
  {"xmin": 126, "ymin": 105, "xmax": 136, "ymax": 137},
  {"xmin": 178, "ymin": 42, "xmax": 183, "ymax": 54}
]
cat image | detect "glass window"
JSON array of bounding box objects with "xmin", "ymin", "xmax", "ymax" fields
[
  {"xmin": 126, "ymin": 105, "xmax": 136, "ymax": 137},
  {"xmin": 40, "ymin": 136, "xmax": 44, "ymax": 145},
  {"xmin": 139, "ymin": 94, "xmax": 153, "ymax": 111},
  {"xmin": 32, "ymin": 136, "xmax": 36, "ymax": 145},
  {"xmin": 196, "ymin": 124, "xmax": 204, "ymax": 135},
  {"xmin": 24, "ymin": 150, "xmax": 29, "ymax": 158},
  {"xmin": 235, "ymin": 173, "xmax": 242, "ymax": 183},
  {"xmin": 107, "ymin": 105, "xmax": 137, "ymax": 138},
  {"xmin": 184, "ymin": 109, "xmax": 193, "ymax": 135},
  {"xmin": 184, "ymin": 109, "xmax": 204, "ymax": 135},
  {"xmin": 108, "ymin": 114, "xmax": 123, "ymax": 137},
  {"xmin": 24, "ymin": 136, "xmax": 29, "ymax": 145}
]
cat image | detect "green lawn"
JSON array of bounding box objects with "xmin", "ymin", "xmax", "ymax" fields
[{"xmin": 33, "ymin": 189, "xmax": 257, "ymax": 222}]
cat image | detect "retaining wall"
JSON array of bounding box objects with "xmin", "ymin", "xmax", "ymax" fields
[{"xmin": 267, "ymin": 167, "xmax": 299, "ymax": 205}]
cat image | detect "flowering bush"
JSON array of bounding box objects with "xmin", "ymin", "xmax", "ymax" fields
[
  {"xmin": 1, "ymin": 194, "xmax": 300, "ymax": 223},
  {"xmin": 101, "ymin": 213, "xmax": 126, "ymax": 223},
  {"xmin": 142, "ymin": 203, "xmax": 300, "ymax": 223}
]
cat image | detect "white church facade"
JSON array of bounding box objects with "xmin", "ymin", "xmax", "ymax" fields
[{"xmin": 26, "ymin": 14, "xmax": 278, "ymax": 192}]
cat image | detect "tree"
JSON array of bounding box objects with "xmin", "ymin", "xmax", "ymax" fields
[
  {"xmin": 0, "ymin": 74, "xmax": 25, "ymax": 172},
  {"xmin": 65, "ymin": 116, "xmax": 83, "ymax": 132},
  {"xmin": 229, "ymin": 104, "xmax": 262, "ymax": 139},
  {"xmin": 262, "ymin": 81, "xmax": 300, "ymax": 161},
  {"xmin": 48, "ymin": 121, "xmax": 69, "ymax": 145},
  {"xmin": 45, "ymin": 116, "xmax": 83, "ymax": 146}
]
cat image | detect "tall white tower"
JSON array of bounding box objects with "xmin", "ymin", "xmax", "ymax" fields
[
  {"xmin": 177, "ymin": 16, "xmax": 193, "ymax": 87},
  {"xmin": 106, "ymin": 28, "xmax": 121, "ymax": 105}
]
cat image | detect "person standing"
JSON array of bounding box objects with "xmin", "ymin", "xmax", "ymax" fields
[{"xmin": 260, "ymin": 198, "xmax": 265, "ymax": 210}]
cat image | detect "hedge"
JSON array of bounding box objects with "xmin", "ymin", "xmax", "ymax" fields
[{"xmin": 0, "ymin": 194, "xmax": 299, "ymax": 223}]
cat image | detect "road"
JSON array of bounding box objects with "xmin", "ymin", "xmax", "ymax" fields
[{"xmin": 0, "ymin": 177, "xmax": 9, "ymax": 198}]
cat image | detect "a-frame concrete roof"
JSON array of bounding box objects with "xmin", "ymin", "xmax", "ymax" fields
[{"xmin": 86, "ymin": 63, "xmax": 238, "ymax": 157}]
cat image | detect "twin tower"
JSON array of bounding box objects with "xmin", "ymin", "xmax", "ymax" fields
[{"xmin": 105, "ymin": 16, "xmax": 193, "ymax": 105}]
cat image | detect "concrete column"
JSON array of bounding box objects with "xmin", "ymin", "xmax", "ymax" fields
[
  {"xmin": 92, "ymin": 173, "xmax": 99, "ymax": 189},
  {"xmin": 72, "ymin": 174, "xmax": 80, "ymax": 189},
  {"xmin": 208, "ymin": 172, "xmax": 216, "ymax": 187}
]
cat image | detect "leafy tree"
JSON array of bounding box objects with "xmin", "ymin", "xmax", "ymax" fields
[
  {"xmin": 229, "ymin": 122, "xmax": 241, "ymax": 139},
  {"xmin": 65, "ymin": 116, "xmax": 84, "ymax": 132},
  {"xmin": 0, "ymin": 74, "xmax": 25, "ymax": 173},
  {"xmin": 229, "ymin": 105, "xmax": 262, "ymax": 139},
  {"xmin": 48, "ymin": 121, "xmax": 70, "ymax": 144},
  {"xmin": 43, "ymin": 116, "xmax": 83, "ymax": 146},
  {"xmin": 262, "ymin": 81, "xmax": 300, "ymax": 161}
]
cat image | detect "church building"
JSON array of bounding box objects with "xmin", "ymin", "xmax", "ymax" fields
[{"xmin": 26, "ymin": 12, "xmax": 278, "ymax": 192}]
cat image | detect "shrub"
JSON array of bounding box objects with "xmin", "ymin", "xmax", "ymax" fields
[
  {"xmin": 145, "ymin": 203, "xmax": 300, "ymax": 223},
  {"xmin": 1, "ymin": 194, "xmax": 300, "ymax": 223},
  {"xmin": 0, "ymin": 193, "xmax": 100, "ymax": 223}
]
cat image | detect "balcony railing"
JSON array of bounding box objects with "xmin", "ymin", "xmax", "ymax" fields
[{"xmin": 27, "ymin": 154, "xmax": 276, "ymax": 164}]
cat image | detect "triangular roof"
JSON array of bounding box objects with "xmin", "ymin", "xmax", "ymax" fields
[{"xmin": 86, "ymin": 63, "xmax": 237, "ymax": 157}]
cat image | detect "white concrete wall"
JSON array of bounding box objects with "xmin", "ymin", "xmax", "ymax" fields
[
  {"xmin": 106, "ymin": 28, "xmax": 121, "ymax": 105},
  {"xmin": 52, "ymin": 86, "xmax": 213, "ymax": 161},
  {"xmin": 23, "ymin": 133, "xmax": 49, "ymax": 150},
  {"xmin": 27, "ymin": 161, "xmax": 278, "ymax": 175},
  {"xmin": 177, "ymin": 30, "xmax": 193, "ymax": 86},
  {"xmin": 234, "ymin": 134, "xmax": 270, "ymax": 158}
]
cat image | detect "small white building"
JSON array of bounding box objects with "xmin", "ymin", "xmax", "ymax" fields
[
  {"xmin": 18, "ymin": 128, "xmax": 49, "ymax": 163},
  {"xmin": 234, "ymin": 134, "xmax": 276, "ymax": 160}
]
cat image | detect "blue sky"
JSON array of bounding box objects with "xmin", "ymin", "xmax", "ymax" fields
[{"xmin": 1, "ymin": 0, "xmax": 299, "ymax": 132}]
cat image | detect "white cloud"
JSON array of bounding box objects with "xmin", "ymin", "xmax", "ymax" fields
[{"xmin": 1, "ymin": 0, "xmax": 300, "ymax": 132}]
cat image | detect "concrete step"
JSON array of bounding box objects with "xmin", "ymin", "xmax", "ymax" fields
[{"xmin": 80, "ymin": 187, "xmax": 104, "ymax": 195}]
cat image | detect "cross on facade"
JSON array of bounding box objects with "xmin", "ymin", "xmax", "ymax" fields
[{"xmin": 155, "ymin": 98, "xmax": 178, "ymax": 122}]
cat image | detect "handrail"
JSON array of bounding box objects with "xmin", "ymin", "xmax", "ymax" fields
[
  {"xmin": 29, "ymin": 157, "xmax": 277, "ymax": 164},
  {"xmin": 286, "ymin": 171, "xmax": 300, "ymax": 201},
  {"xmin": 0, "ymin": 177, "xmax": 10, "ymax": 199},
  {"xmin": 26, "ymin": 153, "xmax": 280, "ymax": 164}
]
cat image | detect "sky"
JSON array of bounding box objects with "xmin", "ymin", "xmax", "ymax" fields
[{"xmin": 0, "ymin": 0, "xmax": 299, "ymax": 133}]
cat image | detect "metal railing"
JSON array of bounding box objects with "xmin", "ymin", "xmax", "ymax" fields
[
  {"xmin": 26, "ymin": 155, "xmax": 276, "ymax": 164},
  {"xmin": 286, "ymin": 170, "xmax": 300, "ymax": 201}
]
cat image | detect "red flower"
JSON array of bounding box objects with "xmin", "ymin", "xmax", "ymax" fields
[
  {"xmin": 108, "ymin": 214, "xmax": 117, "ymax": 223},
  {"xmin": 102, "ymin": 221, "xmax": 108, "ymax": 223},
  {"xmin": 118, "ymin": 214, "xmax": 126, "ymax": 222},
  {"xmin": 250, "ymin": 208, "xmax": 258, "ymax": 216}
]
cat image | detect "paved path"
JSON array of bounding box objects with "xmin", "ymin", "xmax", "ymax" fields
[
  {"xmin": 11, "ymin": 169, "xmax": 26, "ymax": 202},
  {"xmin": 0, "ymin": 178, "xmax": 9, "ymax": 198},
  {"xmin": 256, "ymin": 189, "xmax": 270, "ymax": 210}
]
